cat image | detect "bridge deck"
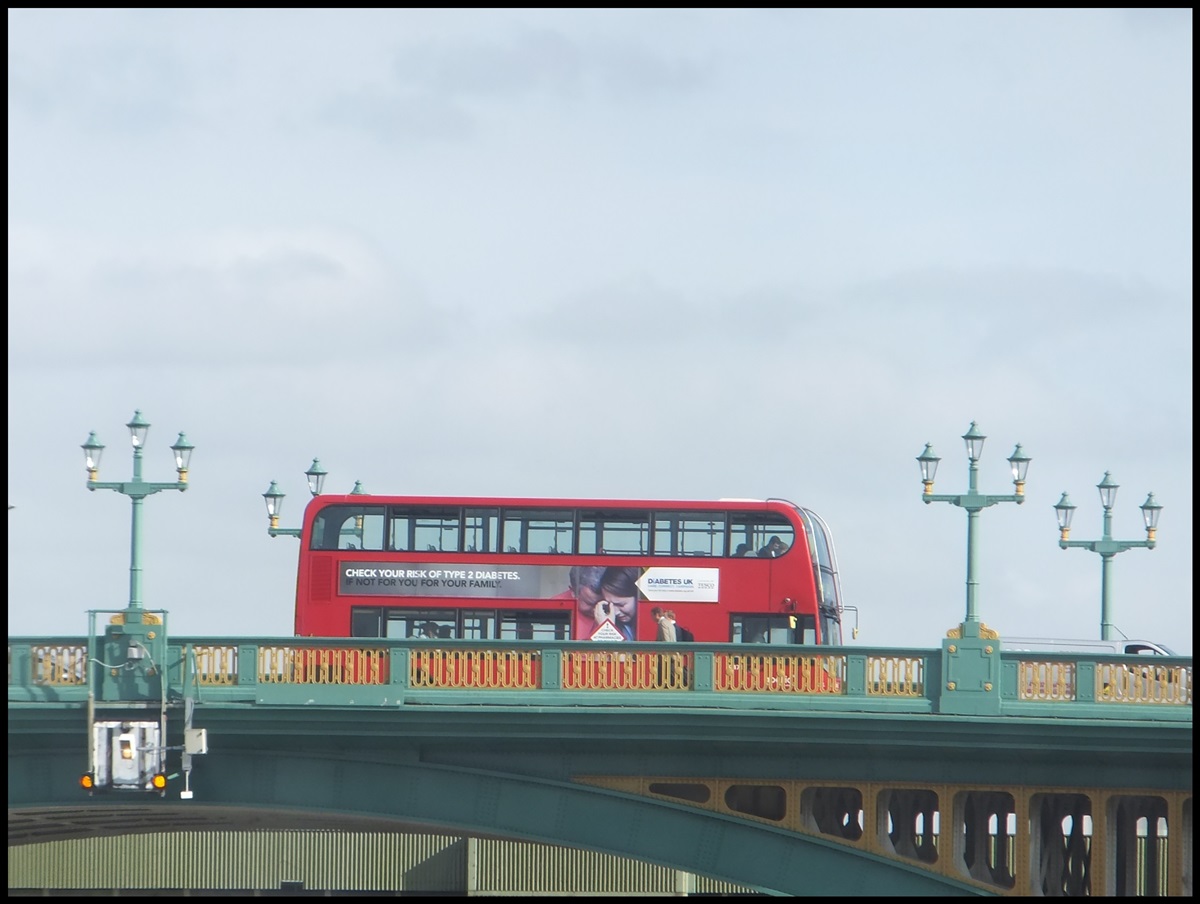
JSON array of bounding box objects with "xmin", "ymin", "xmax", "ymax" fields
[{"xmin": 8, "ymin": 634, "xmax": 1193, "ymax": 895}]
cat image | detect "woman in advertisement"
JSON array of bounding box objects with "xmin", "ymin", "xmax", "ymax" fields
[{"xmin": 567, "ymin": 565, "xmax": 640, "ymax": 641}]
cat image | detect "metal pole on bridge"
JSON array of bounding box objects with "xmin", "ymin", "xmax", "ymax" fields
[
  {"xmin": 1054, "ymin": 474, "xmax": 1162, "ymax": 641},
  {"xmin": 82, "ymin": 411, "xmax": 194, "ymax": 613},
  {"xmin": 917, "ymin": 422, "xmax": 1030, "ymax": 638}
]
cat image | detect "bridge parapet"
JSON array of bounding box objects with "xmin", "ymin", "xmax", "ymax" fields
[{"xmin": 8, "ymin": 636, "xmax": 1191, "ymax": 720}]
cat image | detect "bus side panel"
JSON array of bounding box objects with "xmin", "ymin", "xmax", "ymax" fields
[{"xmin": 295, "ymin": 555, "xmax": 341, "ymax": 637}]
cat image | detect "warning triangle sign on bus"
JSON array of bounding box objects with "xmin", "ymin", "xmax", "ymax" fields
[{"xmin": 589, "ymin": 620, "xmax": 625, "ymax": 641}]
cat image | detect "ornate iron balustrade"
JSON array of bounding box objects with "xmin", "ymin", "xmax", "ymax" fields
[{"xmin": 6, "ymin": 638, "xmax": 1191, "ymax": 720}]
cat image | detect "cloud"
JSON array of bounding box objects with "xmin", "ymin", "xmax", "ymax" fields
[
  {"xmin": 9, "ymin": 40, "xmax": 190, "ymax": 132},
  {"xmin": 392, "ymin": 28, "xmax": 714, "ymax": 102},
  {"xmin": 320, "ymin": 88, "xmax": 477, "ymax": 144},
  {"xmin": 313, "ymin": 28, "xmax": 715, "ymax": 146},
  {"xmin": 6, "ymin": 227, "xmax": 447, "ymax": 370}
]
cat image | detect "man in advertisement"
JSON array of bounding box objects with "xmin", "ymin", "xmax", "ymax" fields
[{"xmin": 566, "ymin": 565, "xmax": 640, "ymax": 641}]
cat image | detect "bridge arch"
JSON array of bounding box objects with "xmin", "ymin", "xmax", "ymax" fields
[{"xmin": 11, "ymin": 746, "xmax": 983, "ymax": 896}]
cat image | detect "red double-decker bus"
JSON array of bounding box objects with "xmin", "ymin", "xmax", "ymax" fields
[{"xmin": 292, "ymin": 495, "xmax": 846, "ymax": 645}]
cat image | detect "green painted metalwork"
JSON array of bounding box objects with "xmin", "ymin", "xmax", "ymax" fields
[
  {"xmin": 8, "ymin": 634, "xmax": 1192, "ymax": 718},
  {"xmin": 1054, "ymin": 474, "xmax": 1162, "ymax": 641},
  {"xmin": 939, "ymin": 635, "xmax": 1002, "ymax": 716},
  {"xmin": 918, "ymin": 423, "xmax": 1029, "ymax": 640},
  {"xmin": 263, "ymin": 459, "xmax": 362, "ymax": 539},
  {"xmin": 82, "ymin": 411, "xmax": 192, "ymax": 612},
  {"xmin": 86, "ymin": 609, "xmax": 169, "ymax": 704}
]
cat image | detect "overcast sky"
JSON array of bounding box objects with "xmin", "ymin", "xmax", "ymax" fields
[{"xmin": 8, "ymin": 9, "xmax": 1193, "ymax": 653}]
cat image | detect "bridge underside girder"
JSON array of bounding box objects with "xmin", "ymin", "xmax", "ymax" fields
[
  {"xmin": 9, "ymin": 703, "xmax": 1190, "ymax": 895},
  {"xmin": 12, "ymin": 746, "xmax": 987, "ymax": 896}
]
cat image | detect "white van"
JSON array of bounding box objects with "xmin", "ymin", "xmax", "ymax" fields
[{"xmin": 1002, "ymin": 637, "xmax": 1177, "ymax": 656}]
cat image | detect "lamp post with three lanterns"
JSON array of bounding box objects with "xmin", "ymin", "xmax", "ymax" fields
[
  {"xmin": 263, "ymin": 461, "xmax": 365, "ymax": 539},
  {"xmin": 81, "ymin": 410, "xmax": 194, "ymax": 613},
  {"xmin": 1053, "ymin": 473, "xmax": 1162, "ymax": 641},
  {"xmin": 916, "ymin": 421, "xmax": 1030, "ymax": 638},
  {"xmin": 262, "ymin": 458, "xmax": 328, "ymax": 539},
  {"xmin": 915, "ymin": 422, "xmax": 1030, "ymax": 717}
]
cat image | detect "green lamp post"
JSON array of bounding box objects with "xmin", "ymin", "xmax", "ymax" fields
[
  {"xmin": 82, "ymin": 410, "xmax": 194, "ymax": 612},
  {"xmin": 263, "ymin": 458, "xmax": 326, "ymax": 538},
  {"xmin": 917, "ymin": 422, "xmax": 1030, "ymax": 638},
  {"xmin": 263, "ymin": 460, "xmax": 366, "ymax": 539},
  {"xmin": 1054, "ymin": 473, "xmax": 1162, "ymax": 641}
]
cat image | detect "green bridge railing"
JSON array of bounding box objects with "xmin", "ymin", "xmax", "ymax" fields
[
  {"xmin": 8, "ymin": 635, "xmax": 1191, "ymax": 719},
  {"xmin": 7, "ymin": 626, "xmax": 1193, "ymax": 898}
]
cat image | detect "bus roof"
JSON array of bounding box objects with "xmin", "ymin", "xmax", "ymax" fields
[{"xmin": 306, "ymin": 494, "xmax": 799, "ymax": 510}]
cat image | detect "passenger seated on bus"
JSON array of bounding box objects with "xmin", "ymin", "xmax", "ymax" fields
[
  {"xmin": 758, "ymin": 536, "xmax": 787, "ymax": 557},
  {"xmin": 733, "ymin": 543, "xmax": 752, "ymax": 557}
]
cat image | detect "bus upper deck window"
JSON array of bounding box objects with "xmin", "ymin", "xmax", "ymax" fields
[
  {"xmin": 311, "ymin": 505, "xmax": 385, "ymax": 550},
  {"xmin": 653, "ymin": 513, "xmax": 726, "ymax": 557}
]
